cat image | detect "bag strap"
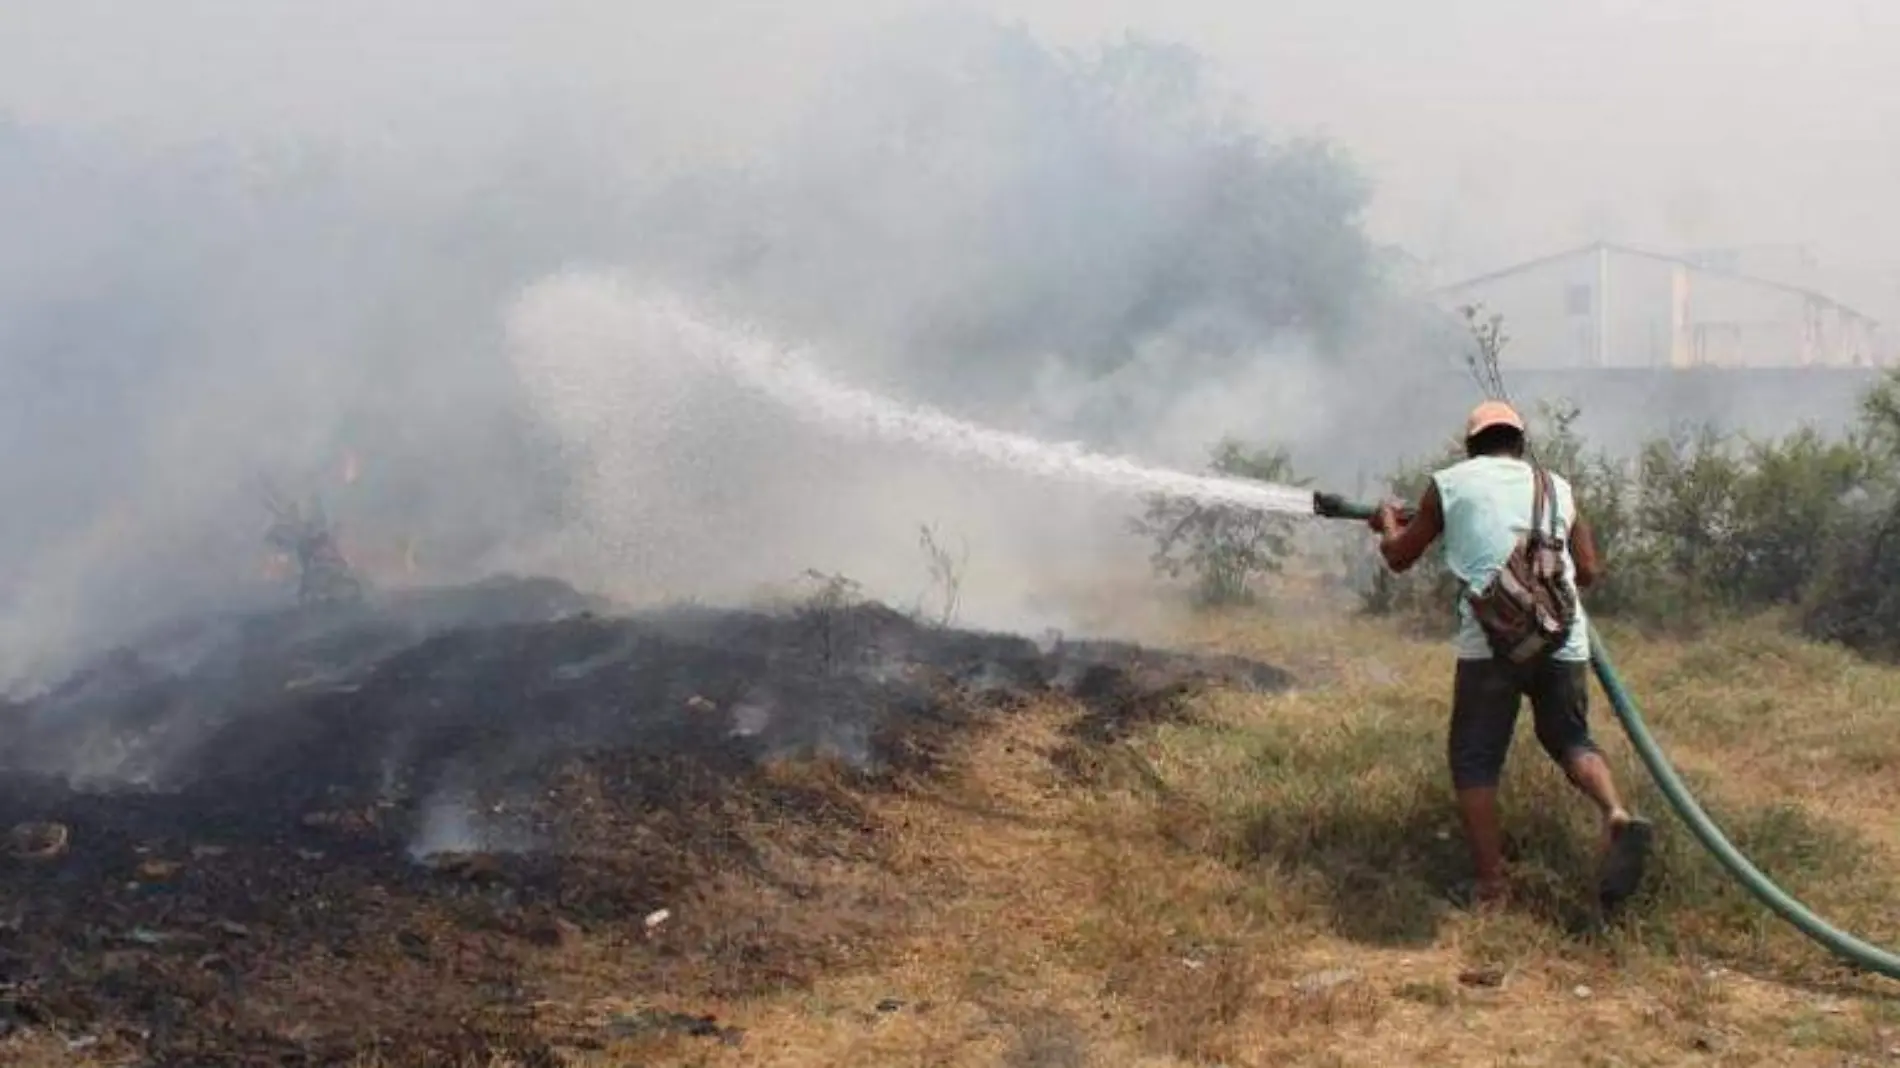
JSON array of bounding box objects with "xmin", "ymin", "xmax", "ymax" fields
[
  {"xmin": 1529, "ymin": 463, "xmax": 1547, "ymax": 540},
  {"xmin": 1529, "ymin": 465, "xmax": 1565, "ymax": 542}
]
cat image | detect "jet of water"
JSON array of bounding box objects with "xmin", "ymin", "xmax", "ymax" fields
[{"xmin": 530, "ymin": 284, "xmax": 1317, "ymax": 516}]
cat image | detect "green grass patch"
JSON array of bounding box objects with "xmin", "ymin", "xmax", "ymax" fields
[{"xmin": 1133, "ymin": 685, "xmax": 1900, "ymax": 978}]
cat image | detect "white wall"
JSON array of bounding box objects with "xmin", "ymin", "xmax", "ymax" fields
[
  {"xmin": 1440, "ymin": 249, "xmax": 1672, "ymax": 370},
  {"xmin": 1442, "ymin": 248, "xmax": 1884, "ymax": 371}
]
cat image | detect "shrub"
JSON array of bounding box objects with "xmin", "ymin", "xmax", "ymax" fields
[
  {"xmin": 1619, "ymin": 425, "xmax": 1746, "ymax": 626},
  {"xmin": 1728, "ymin": 428, "xmax": 1875, "ymax": 605},
  {"xmin": 1801, "ymin": 370, "xmax": 1900, "ymax": 656},
  {"xmin": 1612, "ymin": 421, "xmax": 1879, "ymax": 628},
  {"xmin": 1354, "ymin": 447, "xmax": 1459, "ymax": 631},
  {"xmin": 1133, "ymin": 439, "xmax": 1310, "ymax": 607}
]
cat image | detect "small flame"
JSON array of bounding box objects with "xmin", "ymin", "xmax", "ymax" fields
[
  {"xmin": 260, "ymin": 552, "xmax": 293, "ymax": 581},
  {"xmin": 340, "ymin": 449, "xmax": 361, "ymax": 486}
]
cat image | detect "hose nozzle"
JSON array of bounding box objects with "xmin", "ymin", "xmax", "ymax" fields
[
  {"xmin": 1311, "ymin": 491, "xmax": 1361, "ymax": 520},
  {"xmin": 1312, "ymin": 491, "xmax": 1413, "ymax": 524}
]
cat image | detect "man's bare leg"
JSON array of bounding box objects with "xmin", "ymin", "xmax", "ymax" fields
[
  {"xmin": 1561, "ymin": 750, "xmax": 1632, "ymax": 846},
  {"xmin": 1563, "ymin": 748, "xmax": 1654, "ymax": 909},
  {"xmin": 1455, "ymin": 786, "xmax": 1508, "ymax": 905}
]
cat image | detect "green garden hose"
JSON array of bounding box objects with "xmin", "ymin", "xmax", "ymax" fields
[{"xmin": 1312, "ymin": 490, "xmax": 1900, "ymax": 979}]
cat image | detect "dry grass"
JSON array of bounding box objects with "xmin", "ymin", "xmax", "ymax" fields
[{"xmin": 21, "ymin": 610, "xmax": 1900, "ymax": 1067}]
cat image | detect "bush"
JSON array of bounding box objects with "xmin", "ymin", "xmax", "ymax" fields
[
  {"xmin": 1614, "ymin": 426, "xmax": 1745, "ymax": 626},
  {"xmin": 1133, "ymin": 439, "xmax": 1309, "ymax": 607},
  {"xmin": 1801, "ymin": 504, "xmax": 1900, "ymax": 657},
  {"xmin": 1611, "ymin": 423, "xmax": 1877, "ymax": 628},
  {"xmin": 1726, "ymin": 429, "xmax": 1875, "ymax": 604},
  {"xmin": 1801, "ymin": 372, "xmax": 1900, "ymax": 656}
]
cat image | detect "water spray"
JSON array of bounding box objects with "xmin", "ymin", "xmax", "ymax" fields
[{"xmin": 514, "ymin": 282, "xmax": 1322, "ymax": 516}]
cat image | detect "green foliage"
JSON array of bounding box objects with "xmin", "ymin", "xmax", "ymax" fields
[
  {"xmin": 1729, "ymin": 429, "xmax": 1874, "ymax": 604},
  {"xmin": 1802, "ymin": 502, "xmax": 1900, "ymax": 657},
  {"xmin": 1853, "ymin": 368, "xmax": 1900, "ymax": 467},
  {"xmin": 1599, "ymin": 423, "xmax": 1874, "ymax": 626},
  {"xmin": 1801, "ymin": 369, "xmax": 1900, "ymax": 656},
  {"xmin": 1359, "ymin": 367, "xmax": 1900, "ymax": 653},
  {"xmin": 1133, "ymin": 439, "xmax": 1311, "ymax": 607}
]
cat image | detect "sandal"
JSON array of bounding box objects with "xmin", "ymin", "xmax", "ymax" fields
[{"xmin": 1599, "ymin": 817, "xmax": 1654, "ymax": 914}]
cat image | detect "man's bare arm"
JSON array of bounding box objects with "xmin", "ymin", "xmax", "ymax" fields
[
  {"xmin": 1376, "ymin": 481, "xmax": 1444, "ymax": 573},
  {"xmin": 1570, "ymin": 513, "xmax": 1601, "ymax": 588}
]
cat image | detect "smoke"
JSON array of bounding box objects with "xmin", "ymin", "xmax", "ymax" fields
[
  {"xmin": 33, "ymin": 3, "xmax": 1888, "ymax": 684},
  {"xmin": 2, "ymin": 7, "xmax": 1444, "ymax": 688},
  {"xmin": 407, "ymin": 786, "xmax": 535, "ymax": 863},
  {"xmin": 0, "ymin": 121, "xmax": 579, "ymax": 684}
]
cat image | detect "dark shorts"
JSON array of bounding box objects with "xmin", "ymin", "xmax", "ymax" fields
[{"xmin": 1448, "ymin": 656, "xmax": 1600, "ymax": 790}]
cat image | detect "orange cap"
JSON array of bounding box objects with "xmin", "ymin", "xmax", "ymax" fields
[{"xmin": 1464, "ymin": 400, "xmax": 1524, "ymax": 440}]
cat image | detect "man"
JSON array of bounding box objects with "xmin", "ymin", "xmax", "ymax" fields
[{"xmin": 1369, "ymin": 400, "xmax": 1652, "ymax": 913}]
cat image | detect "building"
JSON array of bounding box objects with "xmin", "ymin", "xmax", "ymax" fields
[{"xmin": 1432, "ymin": 241, "xmax": 1889, "ymax": 371}]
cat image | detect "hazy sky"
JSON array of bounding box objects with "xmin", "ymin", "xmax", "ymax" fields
[{"xmin": 4, "ymin": 0, "xmax": 1896, "ymax": 316}]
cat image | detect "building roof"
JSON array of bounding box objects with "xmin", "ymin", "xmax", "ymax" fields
[{"xmin": 1432, "ymin": 240, "xmax": 1880, "ymax": 326}]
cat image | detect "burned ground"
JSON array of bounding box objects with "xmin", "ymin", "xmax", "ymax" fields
[{"xmin": 0, "ymin": 577, "xmax": 1286, "ymax": 1066}]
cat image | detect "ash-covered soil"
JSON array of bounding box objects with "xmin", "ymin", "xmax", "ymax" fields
[{"xmin": 0, "ymin": 576, "xmax": 1285, "ymax": 1066}]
